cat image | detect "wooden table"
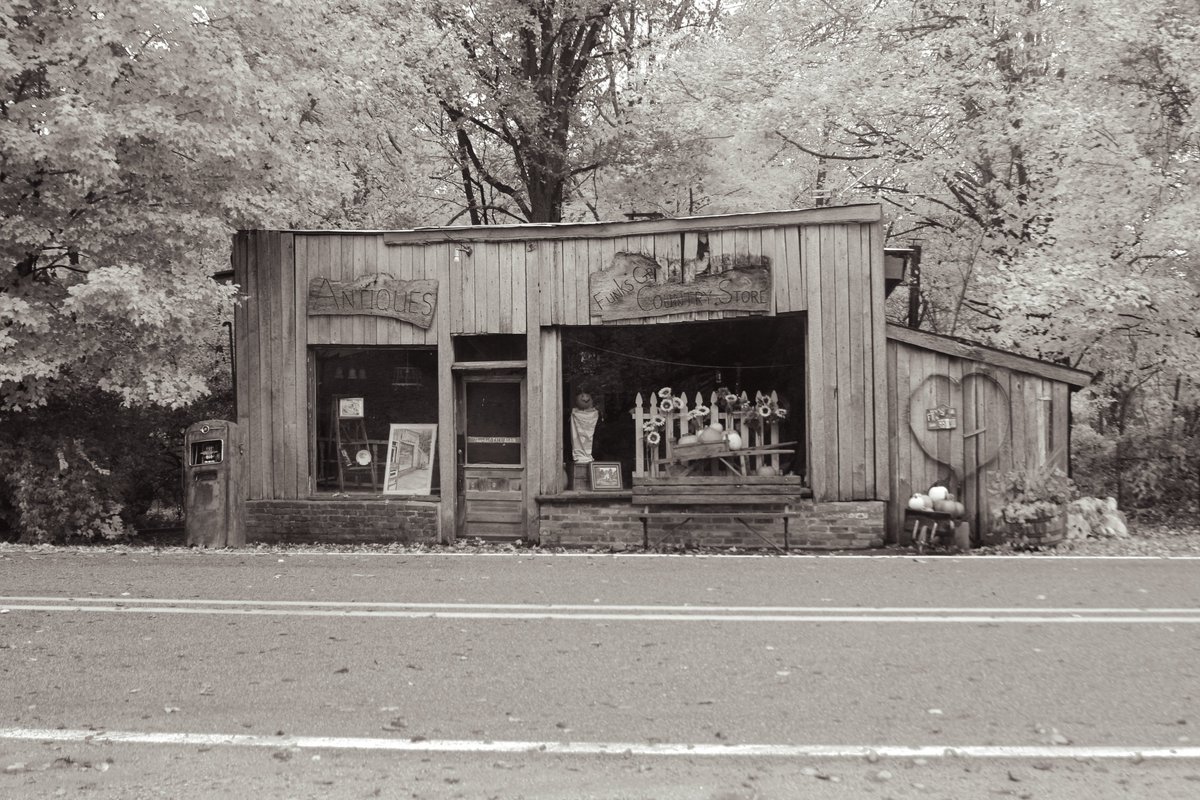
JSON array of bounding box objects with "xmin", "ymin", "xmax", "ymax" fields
[{"xmin": 654, "ymin": 441, "xmax": 797, "ymax": 477}]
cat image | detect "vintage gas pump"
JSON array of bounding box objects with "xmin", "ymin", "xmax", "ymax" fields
[{"xmin": 183, "ymin": 420, "xmax": 244, "ymax": 548}]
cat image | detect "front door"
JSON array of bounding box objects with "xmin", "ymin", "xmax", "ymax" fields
[{"xmin": 458, "ymin": 374, "xmax": 526, "ymax": 540}]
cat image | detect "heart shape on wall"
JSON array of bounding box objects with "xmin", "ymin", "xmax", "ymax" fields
[{"xmin": 906, "ymin": 372, "xmax": 1010, "ymax": 478}]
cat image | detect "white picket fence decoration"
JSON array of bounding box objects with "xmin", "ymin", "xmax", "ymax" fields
[{"xmin": 630, "ymin": 390, "xmax": 787, "ymax": 478}]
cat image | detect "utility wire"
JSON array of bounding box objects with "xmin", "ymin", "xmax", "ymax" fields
[{"xmin": 563, "ymin": 336, "xmax": 797, "ymax": 370}]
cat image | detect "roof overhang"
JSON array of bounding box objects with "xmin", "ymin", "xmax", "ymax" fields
[{"xmin": 887, "ymin": 324, "xmax": 1093, "ymax": 389}]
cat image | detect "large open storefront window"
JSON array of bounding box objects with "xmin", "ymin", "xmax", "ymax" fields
[
  {"xmin": 312, "ymin": 347, "xmax": 439, "ymax": 495},
  {"xmin": 561, "ymin": 316, "xmax": 807, "ymax": 486}
]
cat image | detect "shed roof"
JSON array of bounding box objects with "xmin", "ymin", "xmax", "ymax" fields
[{"xmin": 886, "ymin": 324, "xmax": 1093, "ymax": 389}]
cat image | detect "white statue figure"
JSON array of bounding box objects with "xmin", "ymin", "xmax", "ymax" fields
[{"xmin": 570, "ymin": 392, "xmax": 600, "ymax": 464}]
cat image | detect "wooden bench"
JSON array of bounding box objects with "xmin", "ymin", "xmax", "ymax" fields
[{"xmin": 632, "ymin": 476, "xmax": 811, "ymax": 552}]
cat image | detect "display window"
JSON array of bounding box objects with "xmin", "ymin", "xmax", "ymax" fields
[{"xmin": 312, "ymin": 347, "xmax": 439, "ymax": 494}]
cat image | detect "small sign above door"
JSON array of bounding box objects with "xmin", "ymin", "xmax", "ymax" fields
[{"xmin": 308, "ymin": 274, "xmax": 437, "ymax": 329}]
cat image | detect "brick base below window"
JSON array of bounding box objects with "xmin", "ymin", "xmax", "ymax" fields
[
  {"xmin": 242, "ymin": 496, "xmax": 882, "ymax": 550},
  {"xmin": 538, "ymin": 498, "xmax": 885, "ymax": 550},
  {"xmin": 245, "ymin": 499, "xmax": 440, "ymax": 545}
]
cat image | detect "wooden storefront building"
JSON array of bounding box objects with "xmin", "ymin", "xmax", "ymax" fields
[{"xmin": 231, "ymin": 204, "xmax": 1090, "ymax": 548}]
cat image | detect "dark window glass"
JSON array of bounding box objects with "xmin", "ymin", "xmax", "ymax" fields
[
  {"xmin": 312, "ymin": 347, "xmax": 438, "ymax": 493},
  {"xmin": 464, "ymin": 381, "xmax": 522, "ymax": 465},
  {"xmin": 454, "ymin": 335, "xmax": 526, "ymax": 362}
]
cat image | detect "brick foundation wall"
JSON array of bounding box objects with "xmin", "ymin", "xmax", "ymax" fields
[
  {"xmin": 538, "ymin": 496, "xmax": 885, "ymax": 550},
  {"xmin": 245, "ymin": 499, "xmax": 440, "ymax": 545}
]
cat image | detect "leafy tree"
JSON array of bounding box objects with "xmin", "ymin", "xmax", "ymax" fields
[
  {"xmin": 609, "ymin": 0, "xmax": 1199, "ymax": 511},
  {"xmin": 419, "ymin": 0, "xmax": 726, "ymax": 224},
  {"xmin": 0, "ymin": 0, "xmax": 431, "ymax": 539}
]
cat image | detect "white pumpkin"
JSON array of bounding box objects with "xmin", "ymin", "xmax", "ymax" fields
[
  {"xmin": 928, "ymin": 486, "xmax": 949, "ymax": 502},
  {"xmin": 908, "ymin": 493, "xmax": 927, "ymax": 511},
  {"xmin": 725, "ymin": 431, "xmax": 744, "ymax": 450},
  {"xmin": 699, "ymin": 426, "xmax": 724, "ymax": 444}
]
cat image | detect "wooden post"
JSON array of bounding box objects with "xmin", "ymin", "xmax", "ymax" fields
[
  {"xmin": 436, "ymin": 244, "xmax": 457, "ymax": 544},
  {"xmin": 524, "ymin": 242, "xmax": 542, "ymax": 541},
  {"xmin": 540, "ymin": 328, "xmax": 564, "ymax": 494},
  {"xmin": 633, "ymin": 393, "xmax": 645, "ymax": 477}
]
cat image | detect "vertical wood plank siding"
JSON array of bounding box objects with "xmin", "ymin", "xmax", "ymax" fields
[
  {"xmin": 237, "ymin": 214, "xmax": 893, "ymax": 511},
  {"xmin": 885, "ymin": 336, "xmax": 1077, "ymax": 543}
]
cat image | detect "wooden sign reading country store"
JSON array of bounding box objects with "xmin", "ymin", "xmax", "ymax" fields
[
  {"xmin": 308, "ymin": 274, "xmax": 438, "ymax": 329},
  {"xmin": 589, "ymin": 251, "xmax": 772, "ymax": 322}
]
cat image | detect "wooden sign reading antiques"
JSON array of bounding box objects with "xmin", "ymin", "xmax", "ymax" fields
[
  {"xmin": 589, "ymin": 251, "xmax": 772, "ymax": 322},
  {"xmin": 308, "ymin": 274, "xmax": 438, "ymax": 329}
]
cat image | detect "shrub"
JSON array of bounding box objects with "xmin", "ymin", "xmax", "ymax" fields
[
  {"xmin": 1, "ymin": 436, "xmax": 127, "ymax": 543},
  {"xmin": 0, "ymin": 384, "xmax": 232, "ymax": 543}
]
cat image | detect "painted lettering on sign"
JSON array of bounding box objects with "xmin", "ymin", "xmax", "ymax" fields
[
  {"xmin": 308, "ymin": 274, "xmax": 438, "ymax": 329},
  {"xmin": 589, "ymin": 251, "xmax": 771, "ymax": 322},
  {"xmin": 925, "ymin": 404, "xmax": 958, "ymax": 430}
]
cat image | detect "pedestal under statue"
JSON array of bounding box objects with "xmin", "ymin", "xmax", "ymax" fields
[{"xmin": 570, "ymin": 392, "xmax": 600, "ymax": 464}]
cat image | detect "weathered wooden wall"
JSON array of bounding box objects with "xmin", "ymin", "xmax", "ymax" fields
[
  {"xmin": 299, "ymin": 235, "xmax": 443, "ymax": 346},
  {"xmin": 885, "ymin": 326, "xmax": 1085, "ymax": 543},
  {"xmin": 233, "ymin": 230, "xmax": 305, "ymax": 502},
  {"xmin": 802, "ymin": 223, "xmax": 889, "ymax": 503},
  {"xmin": 233, "ymin": 204, "xmax": 891, "ymax": 536}
]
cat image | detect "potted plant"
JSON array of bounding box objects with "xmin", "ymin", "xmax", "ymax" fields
[{"xmin": 987, "ymin": 463, "xmax": 1077, "ymax": 548}]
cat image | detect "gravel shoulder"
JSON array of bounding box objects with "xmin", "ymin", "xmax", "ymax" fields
[{"xmin": 1, "ymin": 519, "xmax": 1198, "ymax": 558}]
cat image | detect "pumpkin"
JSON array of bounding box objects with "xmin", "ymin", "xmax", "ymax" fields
[
  {"xmin": 908, "ymin": 493, "xmax": 927, "ymax": 511},
  {"xmin": 756, "ymin": 465, "xmax": 778, "ymax": 477},
  {"xmin": 928, "ymin": 486, "xmax": 949, "ymax": 502},
  {"xmin": 677, "ymin": 434, "xmax": 698, "ymax": 447},
  {"xmin": 699, "ymin": 426, "xmax": 724, "ymax": 444},
  {"xmin": 725, "ymin": 431, "xmax": 744, "ymax": 450},
  {"xmin": 932, "ymin": 499, "xmax": 955, "ymax": 514}
]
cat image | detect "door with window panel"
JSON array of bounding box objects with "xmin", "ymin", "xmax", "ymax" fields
[{"xmin": 459, "ymin": 374, "xmax": 525, "ymax": 540}]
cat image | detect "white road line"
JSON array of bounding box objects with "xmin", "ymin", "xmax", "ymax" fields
[
  {"xmin": 2, "ymin": 596, "xmax": 1197, "ymax": 614},
  {"xmin": 2, "ymin": 603, "xmax": 1199, "ymax": 623},
  {"xmin": 1, "ymin": 728, "xmax": 1198, "ymax": 760}
]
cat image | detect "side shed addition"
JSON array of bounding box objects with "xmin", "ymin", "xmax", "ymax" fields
[{"xmin": 885, "ymin": 325, "xmax": 1092, "ymax": 544}]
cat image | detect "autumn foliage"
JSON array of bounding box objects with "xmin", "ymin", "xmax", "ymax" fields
[{"xmin": 2, "ymin": 0, "xmax": 1197, "ymax": 540}]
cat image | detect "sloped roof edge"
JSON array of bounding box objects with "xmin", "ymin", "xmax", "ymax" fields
[
  {"xmin": 262, "ymin": 203, "xmax": 882, "ymax": 243},
  {"xmin": 886, "ymin": 324, "xmax": 1093, "ymax": 389}
]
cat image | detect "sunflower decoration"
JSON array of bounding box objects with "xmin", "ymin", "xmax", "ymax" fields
[
  {"xmin": 715, "ymin": 387, "xmax": 753, "ymax": 413},
  {"xmin": 643, "ymin": 413, "xmax": 668, "ymax": 449},
  {"xmin": 747, "ymin": 394, "xmax": 789, "ymax": 430}
]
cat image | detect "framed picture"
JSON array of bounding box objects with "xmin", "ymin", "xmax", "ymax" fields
[
  {"xmin": 338, "ymin": 396, "xmax": 364, "ymax": 419},
  {"xmin": 383, "ymin": 424, "xmax": 438, "ymax": 495},
  {"xmin": 589, "ymin": 461, "xmax": 624, "ymax": 492}
]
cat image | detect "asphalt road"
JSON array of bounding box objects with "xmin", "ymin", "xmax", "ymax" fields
[{"xmin": 2, "ymin": 549, "xmax": 1200, "ymax": 799}]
